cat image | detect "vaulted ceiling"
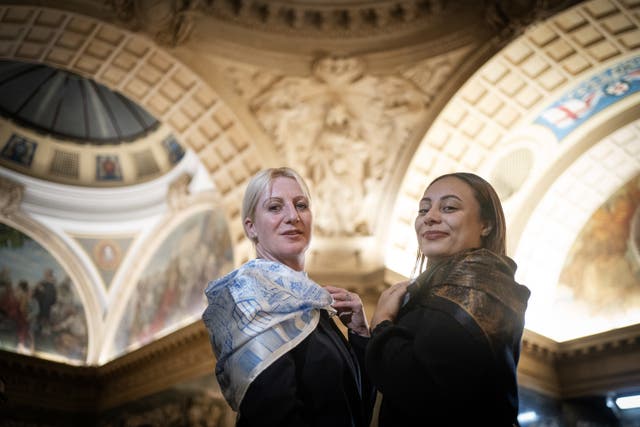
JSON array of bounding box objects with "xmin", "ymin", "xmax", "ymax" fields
[{"xmin": 0, "ymin": 0, "xmax": 638, "ymax": 370}]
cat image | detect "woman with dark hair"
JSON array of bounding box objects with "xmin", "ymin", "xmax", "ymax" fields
[
  {"xmin": 366, "ymin": 172, "xmax": 531, "ymax": 426},
  {"xmin": 203, "ymin": 167, "xmax": 374, "ymax": 427}
]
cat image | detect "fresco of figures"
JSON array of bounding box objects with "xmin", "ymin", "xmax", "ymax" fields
[
  {"xmin": 0, "ymin": 223, "xmax": 88, "ymax": 362},
  {"xmin": 557, "ymin": 173, "xmax": 640, "ymax": 331},
  {"xmin": 112, "ymin": 209, "xmax": 233, "ymax": 358}
]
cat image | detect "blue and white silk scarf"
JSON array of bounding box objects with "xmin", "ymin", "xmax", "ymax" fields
[{"xmin": 202, "ymin": 259, "xmax": 335, "ymax": 411}]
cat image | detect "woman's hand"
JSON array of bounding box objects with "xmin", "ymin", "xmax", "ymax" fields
[
  {"xmin": 369, "ymin": 280, "xmax": 411, "ymax": 331},
  {"xmin": 325, "ymin": 285, "xmax": 370, "ymax": 337}
]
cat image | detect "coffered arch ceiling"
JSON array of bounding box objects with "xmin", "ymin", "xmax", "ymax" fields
[
  {"xmin": 0, "ymin": 0, "xmax": 639, "ymax": 367},
  {"xmin": 387, "ymin": 0, "xmax": 640, "ymax": 341}
]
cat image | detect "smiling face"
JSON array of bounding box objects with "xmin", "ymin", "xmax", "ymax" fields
[
  {"xmin": 415, "ymin": 176, "xmax": 490, "ymax": 264},
  {"xmin": 244, "ymin": 176, "xmax": 312, "ymax": 271}
]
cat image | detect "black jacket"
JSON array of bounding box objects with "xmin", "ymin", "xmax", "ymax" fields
[
  {"xmin": 237, "ymin": 310, "xmax": 375, "ymax": 427},
  {"xmin": 366, "ymin": 249, "xmax": 530, "ymax": 427}
]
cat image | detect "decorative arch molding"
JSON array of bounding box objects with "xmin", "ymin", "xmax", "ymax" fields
[
  {"xmin": 0, "ymin": 4, "xmax": 265, "ymax": 264},
  {"xmin": 514, "ymin": 113, "xmax": 640, "ymax": 341},
  {"xmin": 0, "ymin": 176, "xmax": 102, "ymax": 364},
  {"xmin": 510, "ymin": 91, "xmax": 640, "ymax": 253}
]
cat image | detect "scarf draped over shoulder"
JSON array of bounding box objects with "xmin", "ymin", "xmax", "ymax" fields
[
  {"xmin": 405, "ymin": 248, "xmax": 531, "ymax": 356},
  {"xmin": 202, "ymin": 259, "xmax": 335, "ymax": 410}
]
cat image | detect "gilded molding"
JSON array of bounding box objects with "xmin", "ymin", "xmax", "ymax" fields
[
  {"xmin": 555, "ymin": 324, "xmax": 640, "ymax": 360},
  {"xmin": 520, "ymin": 324, "xmax": 640, "ymax": 361},
  {"xmin": 2, "ymin": 321, "xmax": 640, "ymax": 412}
]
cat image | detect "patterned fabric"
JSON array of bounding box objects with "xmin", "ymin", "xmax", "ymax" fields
[
  {"xmin": 404, "ymin": 248, "xmax": 531, "ymax": 356},
  {"xmin": 202, "ymin": 259, "xmax": 335, "ymax": 411}
]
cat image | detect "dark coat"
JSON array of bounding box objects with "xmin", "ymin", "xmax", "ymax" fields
[
  {"xmin": 237, "ymin": 310, "xmax": 375, "ymax": 427},
  {"xmin": 366, "ymin": 249, "xmax": 530, "ymax": 427}
]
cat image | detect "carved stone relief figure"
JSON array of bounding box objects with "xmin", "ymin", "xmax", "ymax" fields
[
  {"xmin": 167, "ymin": 173, "xmax": 193, "ymax": 211},
  {"xmin": 0, "ymin": 177, "xmax": 24, "ymax": 217},
  {"xmin": 245, "ymin": 55, "xmax": 430, "ymax": 236},
  {"xmin": 107, "ymin": 0, "xmax": 202, "ymax": 46}
]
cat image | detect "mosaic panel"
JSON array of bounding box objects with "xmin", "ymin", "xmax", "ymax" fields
[
  {"xmin": 535, "ymin": 55, "xmax": 640, "ymax": 140},
  {"xmin": 0, "ymin": 133, "xmax": 37, "ymax": 167},
  {"xmin": 96, "ymin": 154, "xmax": 122, "ymax": 181}
]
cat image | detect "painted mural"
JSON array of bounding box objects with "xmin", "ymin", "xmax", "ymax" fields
[
  {"xmin": 0, "ymin": 223, "xmax": 88, "ymax": 362},
  {"xmin": 556, "ymin": 174, "xmax": 640, "ymax": 336},
  {"xmin": 75, "ymin": 236, "xmax": 133, "ymax": 290},
  {"xmin": 535, "ymin": 55, "xmax": 640, "ymax": 141},
  {"xmin": 112, "ymin": 209, "xmax": 233, "ymax": 358}
]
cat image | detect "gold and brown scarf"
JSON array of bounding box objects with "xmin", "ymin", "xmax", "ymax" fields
[{"xmin": 406, "ymin": 248, "xmax": 531, "ymax": 356}]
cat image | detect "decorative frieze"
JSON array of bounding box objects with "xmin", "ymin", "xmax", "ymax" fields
[
  {"xmin": 107, "ymin": 0, "xmax": 465, "ymax": 44},
  {"xmin": 1, "ymin": 320, "xmax": 640, "ymax": 417}
]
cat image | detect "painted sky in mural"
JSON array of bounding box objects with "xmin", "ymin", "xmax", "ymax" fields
[
  {"xmin": 535, "ymin": 55, "xmax": 640, "ymax": 140},
  {"xmin": 555, "ymin": 174, "xmax": 640, "ymax": 339},
  {"xmin": 0, "ymin": 223, "xmax": 88, "ymax": 362},
  {"xmin": 112, "ymin": 209, "xmax": 233, "ymax": 358}
]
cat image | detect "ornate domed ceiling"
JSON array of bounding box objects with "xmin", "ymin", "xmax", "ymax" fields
[
  {"xmin": 0, "ymin": 0, "xmax": 638, "ymax": 372},
  {"xmin": 0, "ymin": 59, "xmax": 158, "ymax": 143},
  {"xmin": 0, "ymin": 58, "xmax": 188, "ymax": 187}
]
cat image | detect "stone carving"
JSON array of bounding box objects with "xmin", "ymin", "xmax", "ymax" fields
[
  {"xmin": 167, "ymin": 173, "xmax": 193, "ymax": 211},
  {"xmin": 0, "ymin": 176, "xmax": 24, "ymax": 216},
  {"xmin": 249, "ymin": 56, "xmax": 430, "ymax": 236},
  {"xmin": 107, "ymin": 0, "xmax": 202, "ymax": 46},
  {"xmin": 484, "ymin": 0, "xmax": 576, "ymax": 38},
  {"xmin": 402, "ymin": 46, "xmax": 473, "ymax": 98},
  {"xmin": 106, "ymin": 0, "xmax": 561, "ymax": 48},
  {"xmin": 203, "ymin": 0, "xmax": 448, "ymax": 35},
  {"xmin": 108, "ymin": 0, "xmax": 457, "ymax": 41}
]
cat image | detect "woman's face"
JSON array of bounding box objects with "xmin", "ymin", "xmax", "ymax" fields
[
  {"xmin": 245, "ymin": 176, "xmax": 312, "ymax": 271},
  {"xmin": 414, "ymin": 176, "xmax": 488, "ymax": 264}
]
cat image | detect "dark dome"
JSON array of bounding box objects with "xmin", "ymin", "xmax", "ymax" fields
[{"xmin": 0, "ymin": 60, "xmax": 159, "ymax": 144}]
